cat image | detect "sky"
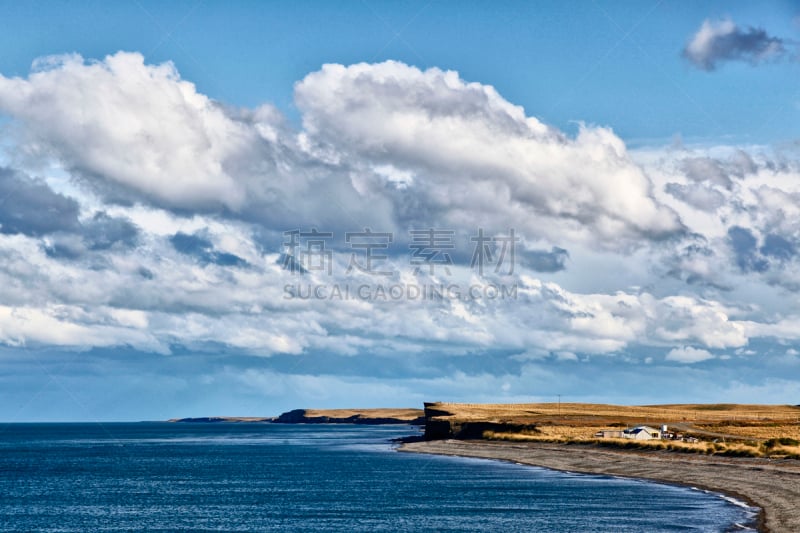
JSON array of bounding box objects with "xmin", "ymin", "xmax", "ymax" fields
[{"xmin": 0, "ymin": 1, "xmax": 799, "ymax": 421}]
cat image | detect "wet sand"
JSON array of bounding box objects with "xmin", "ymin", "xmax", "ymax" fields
[{"xmin": 400, "ymin": 440, "xmax": 800, "ymax": 532}]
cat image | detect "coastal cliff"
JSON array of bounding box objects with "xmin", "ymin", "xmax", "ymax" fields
[{"xmin": 423, "ymin": 402, "xmax": 538, "ymax": 439}]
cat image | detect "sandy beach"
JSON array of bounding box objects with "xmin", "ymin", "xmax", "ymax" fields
[{"xmin": 400, "ymin": 440, "xmax": 800, "ymax": 532}]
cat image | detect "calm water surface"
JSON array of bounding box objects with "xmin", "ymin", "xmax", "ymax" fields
[{"xmin": 0, "ymin": 423, "xmax": 757, "ymax": 531}]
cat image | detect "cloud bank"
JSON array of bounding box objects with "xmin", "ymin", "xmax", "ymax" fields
[{"xmin": 0, "ymin": 52, "xmax": 798, "ymax": 408}]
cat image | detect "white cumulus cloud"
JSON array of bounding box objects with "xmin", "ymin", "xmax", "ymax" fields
[
  {"xmin": 295, "ymin": 61, "xmax": 683, "ymax": 247},
  {"xmin": 0, "ymin": 52, "xmax": 257, "ymax": 211},
  {"xmin": 665, "ymin": 346, "xmax": 714, "ymax": 363}
]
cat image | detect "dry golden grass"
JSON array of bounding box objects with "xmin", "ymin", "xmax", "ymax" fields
[
  {"xmin": 772, "ymin": 445, "xmax": 800, "ymax": 459},
  {"xmin": 482, "ymin": 431, "xmax": 779, "ymax": 457},
  {"xmin": 695, "ymin": 424, "xmax": 800, "ymax": 440},
  {"xmin": 482, "ymin": 430, "xmax": 565, "ymax": 443},
  {"xmin": 498, "ymin": 423, "xmax": 798, "ymax": 443},
  {"xmin": 428, "ymin": 402, "xmax": 800, "ymax": 455},
  {"xmin": 535, "ymin": 425, "xmax": 596, "ymax": 439},
  {"xmin": 428, "ymin": 401, "xmax": 800, "ymax": 424}
]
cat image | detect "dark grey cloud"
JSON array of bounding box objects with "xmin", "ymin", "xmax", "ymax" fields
[
  {"xmin": 43, "ymin": 235, "xmax": 85, "ymax": 260},
  {"xmin": 683, "ymin": 19, "xmax": 786, "ymax": 71},
  {"xmin": 170, "ymin": 231, "xmax": 248, "ymax": 267},
  {"xmin": 40, "ymin": 212, "xmax": 139, "ymax": 262},
  {"xmin": 0, "ymin": 168, "xmax": 139, "ymax": 261},
  {"xmin": 138, "ymin": 267, "xmax": 155, "ymax": 280},
  {"xmin": 0, "ymin": 167, "xmax": 80, "ymax": 236},
  {"xmin": 519, "ymin": 247, "xmax": 569, "ymax": 273},
  {"xmin": 82, "ymin": 212, "xmax": 139, "ymax": 250}
]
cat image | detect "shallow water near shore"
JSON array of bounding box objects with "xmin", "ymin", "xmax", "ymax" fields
[{"xmin": 0, "ymin": 423, "xmax": 756, "ymax": 531}]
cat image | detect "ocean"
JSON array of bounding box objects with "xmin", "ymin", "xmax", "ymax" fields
[{"xmin": 0, "ymin": 423, "xmax": 756, "ymax": 531}]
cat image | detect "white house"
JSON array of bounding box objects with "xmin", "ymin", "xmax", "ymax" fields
[{"xmin": 622, "ymin": 425, "xmax": 661, "ymax": 440}]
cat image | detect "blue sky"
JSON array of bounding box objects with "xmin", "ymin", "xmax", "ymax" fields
[
  {"xmin": 1, "ymin": 1, "xmax": 797, "ymax": 143},
  {"xmin": 0, "ymin": 1, "xmax": 799, "ymax": 421}
]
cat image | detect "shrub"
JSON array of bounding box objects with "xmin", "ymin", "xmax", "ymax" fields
[{"xmin": 764, "ymin": 437, "xmax": 800, "ymax": 449}]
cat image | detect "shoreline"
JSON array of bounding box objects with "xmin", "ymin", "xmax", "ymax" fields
[{"xmin": 400, "ymin": 440, "xmax": 800, "ymax": 532}]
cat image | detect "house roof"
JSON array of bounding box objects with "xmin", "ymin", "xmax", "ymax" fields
[{"xmin": 624, "ymin": 425, "xmax": 659, "ymax": 434}]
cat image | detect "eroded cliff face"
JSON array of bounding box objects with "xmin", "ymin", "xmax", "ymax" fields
[
  {"xmin": 423, "ymin": 402, "xmax": 539, "ymax": 440},
  {"xmin": 423, "ymin": 403, "xmax": 455, "ymax": 439}
]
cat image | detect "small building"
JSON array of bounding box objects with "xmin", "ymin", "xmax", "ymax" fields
[
  {"xmin": 595, "ymin": 425, "xmax": 665, "ymax": 440},
  {"xmin": 595, "ymin": 429, "xmax": 625, "ymax": 438},
  {"xmin": 623, "ymin": 425, "xmax": 661, "ymax": 440}
]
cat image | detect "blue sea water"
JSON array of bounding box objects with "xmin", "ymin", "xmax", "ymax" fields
[{"xmin": 0, "ymin": 423, "xmax": 757, "ymax": 532}]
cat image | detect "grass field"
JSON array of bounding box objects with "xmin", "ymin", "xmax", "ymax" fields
[
  {"xmin": 425, "ymin": 402, "xmax": 800, "ymax": 458},
  {"xmin": 427, "ymin": 402, "xmax": 800, "ymax": 423}
]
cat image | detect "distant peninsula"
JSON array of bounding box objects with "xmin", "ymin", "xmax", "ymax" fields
[{"xmin": 169, "ymin": 408, "xmax": 425, "ymax": 425}]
